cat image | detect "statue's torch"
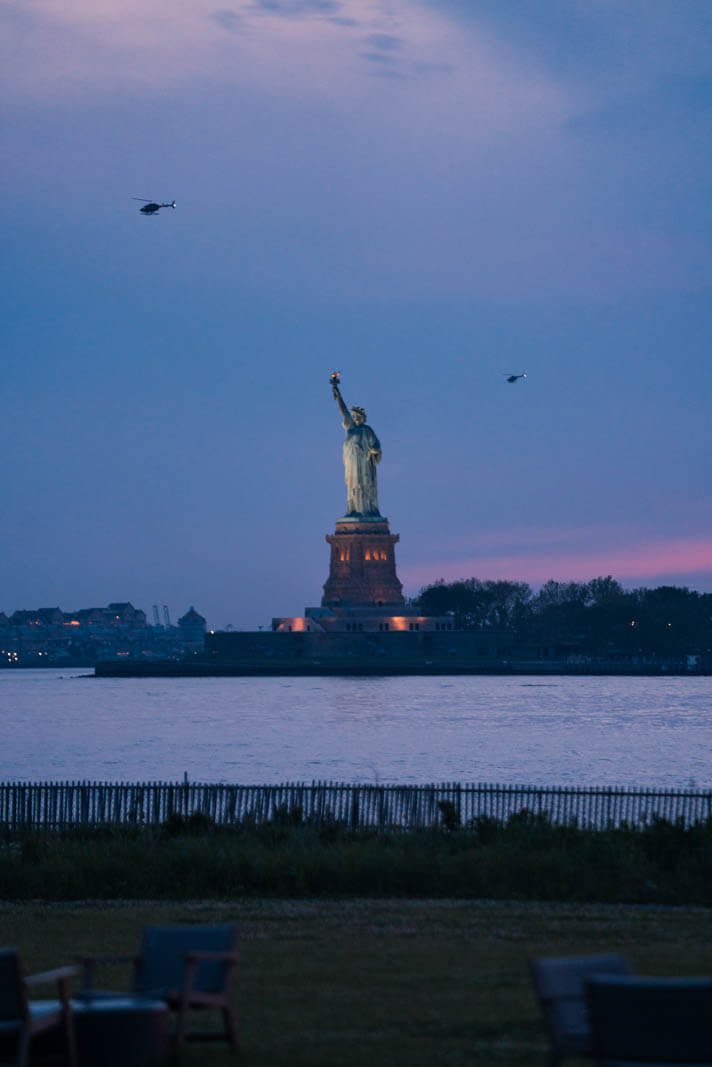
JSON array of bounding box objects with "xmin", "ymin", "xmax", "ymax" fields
[{"xmin": 330, "ymin": 371, "xmax": 341, "ymax": 388}]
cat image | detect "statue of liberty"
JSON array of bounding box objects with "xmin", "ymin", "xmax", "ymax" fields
[{"xmin": 330, "ymin": 373, "xmax": 382, "ymax": 518}]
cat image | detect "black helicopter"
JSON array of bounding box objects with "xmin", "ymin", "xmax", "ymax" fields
[
  {"xmin": 505, "ymin": 373, "xmax": 527, "ymax": 383},
  {"xmin": 132, "ymin": 198, "xmax": 176, "ymax": 215}
]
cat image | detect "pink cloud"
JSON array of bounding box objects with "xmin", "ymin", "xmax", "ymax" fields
[
  {"xmin": 401, "ymin": 535, "xmax": 712, "ymax": 592},
  {"xmin": 6, "ymin": 0, "xmax": 571, "ymax": 146}
]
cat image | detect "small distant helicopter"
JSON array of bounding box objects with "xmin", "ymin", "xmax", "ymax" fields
[
  {"xmin": 505, "ymin": 373, "xmax": 527, "ymax": 383},
  {"xmin": 132, "ymin": 198, "xmax": 176, "ymax": 215}
]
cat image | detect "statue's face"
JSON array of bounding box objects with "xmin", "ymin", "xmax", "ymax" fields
[{"xmin": 351, "ymin": 408, "xmax": 366, "ymax": 425}]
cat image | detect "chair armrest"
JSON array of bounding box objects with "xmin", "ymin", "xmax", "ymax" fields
[
  {"xmin": 26, "ymin": 966, "xmax": 79, "ymax": 987},
  {"xmin": 78, "ymin": 955, "xmax": 137, "ymax": 966},
  {"xmin": 26, "ymin": 966, "xmax": 79, "ymax": 1009}
]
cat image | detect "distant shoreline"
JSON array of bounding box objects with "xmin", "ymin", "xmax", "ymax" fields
[{"xmin": 92, "ymin": 660, "xmax": 710, "ymax": 678}]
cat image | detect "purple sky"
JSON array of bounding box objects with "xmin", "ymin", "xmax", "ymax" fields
[{"xmin": 3, "ymin": 0, "xmax": 712, "ymax": 629}]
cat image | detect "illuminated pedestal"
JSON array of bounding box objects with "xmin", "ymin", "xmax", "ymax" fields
[
  {"xmin": 322, "ymin": 518, "xmax": 405, "ymax": 610},
  {"xmin": 271, "ymin": 516, "xmax": 455, "ymax": 633}
]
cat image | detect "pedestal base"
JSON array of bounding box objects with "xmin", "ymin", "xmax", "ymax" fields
[{"xmin": 322, "ymin": 518, "xmax": 404, "ymax": 609}]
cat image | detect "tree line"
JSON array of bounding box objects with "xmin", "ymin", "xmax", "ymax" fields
[{"xmin": 410, "ymin": 577, "xmax": 712, "ymax": 658}]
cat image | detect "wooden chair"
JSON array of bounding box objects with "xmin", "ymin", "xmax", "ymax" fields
[
  {"xmin": 79, "ymin": 923, "xmax": 239, "ymax": 1053},
  {"xmin": 587, "ymin": 974, "xmax": 712, "ymax": 1065},
  {"xmin": 529, "ymin": 952, "xmax": 631, "ymax": 1067},
  {"xmin": 0, "ymin": 948, "xmax": 77, "ymax": 1067}
]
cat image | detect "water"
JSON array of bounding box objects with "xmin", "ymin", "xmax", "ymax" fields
[{"xmin": 0, "ymin": 669, "xmax": 710, "ymax": 787}]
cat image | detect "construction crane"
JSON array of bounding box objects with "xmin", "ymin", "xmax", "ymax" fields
[{"xmin": 162, "ymin": 605, "xmax": 171, "ymax": 628}]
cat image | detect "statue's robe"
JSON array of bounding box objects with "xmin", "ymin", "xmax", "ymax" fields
[{"xmin": 342, "ymin": 414, "xmax": 381, "ymax": 517}]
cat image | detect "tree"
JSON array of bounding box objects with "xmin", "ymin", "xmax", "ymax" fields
[
  {"xmin": 587, "ymin": 576, "xmax": 625, "ymax": 605},
  {"xmin": 413, "ymin": 574, "xmax": 711, "ymax": 661},
  {"xmin": 413, "ymin": 578, "xmax": 531, "ymax": 631},
  {"xmin": 413, "ymin": 578, "xmax": 481, "ymax": 629}
]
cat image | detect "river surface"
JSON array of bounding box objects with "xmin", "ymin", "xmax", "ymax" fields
[{"xmin": 0, "ymin": 669, "xmax": 710, "ymax": 787}]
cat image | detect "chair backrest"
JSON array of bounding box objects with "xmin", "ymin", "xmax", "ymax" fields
[
  {"xmin": 0, "ymin": 949, "xmax": 27, "ymax": 1023},
  {"xmin": 530, "ymin": 952, "xmax": 631, "ymax": 1057},
  {"xmin": 587, "ymin": 975, "xmax": 712, "ymax": 1065},
  {"xmin": 134, "ymin": 924, "xmax": 238, "ymax": 996}
]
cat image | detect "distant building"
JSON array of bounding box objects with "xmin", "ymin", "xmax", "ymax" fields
[
  {"xmin": 10, "ymin": 610, "xmax": 43, "ymax": 628},
  {"xmin": 0, "ymin": 601, "xmax": 205, "ymax": 667},
  {"xmin": 178, "ymin": 606, "xmax": 207, "ymax": 646},
  {"xmin": 106, "ymin": 603, "xmax": 148, "ymax": 627},
  {"xmin": 63, "ymin": 604, "xmax": 148, "ymax": 630},
  {"xmin": 272, "ymin": 609, "xmax": 455, "ymax": 634}
]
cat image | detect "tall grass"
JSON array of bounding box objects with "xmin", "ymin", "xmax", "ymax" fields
[{"xmin": 2, "ymin": 812, "xmax": 712, "ymax": 904}]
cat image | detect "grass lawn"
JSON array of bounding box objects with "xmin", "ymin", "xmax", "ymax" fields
[{"xmin": 2, "ymin": 897, "xmax": 710, "ymax": 1066}]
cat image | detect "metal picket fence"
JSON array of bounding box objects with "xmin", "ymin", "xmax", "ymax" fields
[{"xmin": 0, "ymin": 780, "xmax": 711, "ymax": 831}]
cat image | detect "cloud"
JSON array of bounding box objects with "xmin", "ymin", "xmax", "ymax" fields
[
  {"xmin": 360, "ymin": 50, "xmax": 396, "ymax": 64},
  {"xmin": 419, "ymin": 1, "xmax": 712, "ymax": 146},
  {"xmin": 211, "ymin": 8, "xmax": 244, "ymax": 31},
  {"xmin": 423, "ymin": 1, "xmax": 712, "ymax": 80},
  {"xmin": 16, "ymin": 0, "xmax": 709, "ymax": 304},
  {"xmin": 251, "ymin": 0, "xmax": 340, "ymax": 16},
  {"xmin": 3, "ymin": 0, "xmax": 571, "ymax": 149},
  {"xmin": 401, "ymin": 535, "xmax": 712, "ymax": 593},
  {"xmin": 364, "ymin": 33, "xmax": 402, "ymax": 51}
]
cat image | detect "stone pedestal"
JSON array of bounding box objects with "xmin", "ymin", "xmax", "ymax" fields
[{"xmin": 322, "ymin": 517, "xmax": 405, "ymax": 610}]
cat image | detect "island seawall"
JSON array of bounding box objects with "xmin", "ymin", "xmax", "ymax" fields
[{"xmin": 94, "ymin": 629, "xmax": 707, "ymax": 676}]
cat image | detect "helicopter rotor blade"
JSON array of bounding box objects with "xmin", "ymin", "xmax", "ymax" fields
[{"xmin": 132, "ymin": 197, "xmax": 152, "ymax": 202}]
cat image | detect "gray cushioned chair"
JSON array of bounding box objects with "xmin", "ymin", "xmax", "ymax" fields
[
  {"xmin": 529, "ymin": 952, "xmax": 631, "ymax": 1067},
  {"xmin": 79, "ymin": 923, "xmax": 239, "ymax": 1053},
  {"xmin": 587, "ymin": 974, "xmax": 712, "ymax": 1066},
  {"xmin": 0, "ymin": 948, "xmax": 77, "ymax": 1067}
]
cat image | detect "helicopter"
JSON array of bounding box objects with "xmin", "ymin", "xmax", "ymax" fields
[
  {"xmin": 132, "ymin": 198, "xmax": 176, "ymax": 215},
  {"xmin": 505, "ymin": 373, "xmax": 527, "ymax": 383}
]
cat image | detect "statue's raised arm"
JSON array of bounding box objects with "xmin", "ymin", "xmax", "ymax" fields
[
  {"xmin": 329, "ymin": 372, "xmax": 382, "ymax": 518},
  {"xmin": 331, "ymin": 375, "xmax": 353, "ymax": 428}
]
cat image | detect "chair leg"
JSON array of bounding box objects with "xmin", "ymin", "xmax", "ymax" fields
[
  {"xmin": 63, "ymin": 1008, "xmax": 78, "ymax": 1067},
  {"xmin": 15, "ymin": 1031, "xmax": 31, "ymax": 1067},
  {"xmin": 174, "ymin": 1001, "xmax": 190, "ymax": 1052},
  {"xmin": 221, "ymin": 1005, "xmax": 239, "ymax": 1053}
]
